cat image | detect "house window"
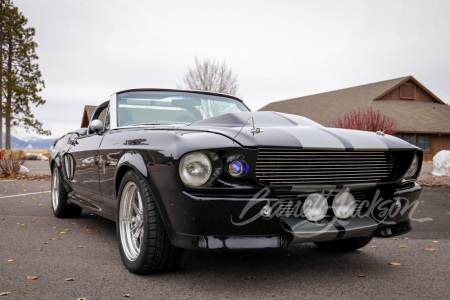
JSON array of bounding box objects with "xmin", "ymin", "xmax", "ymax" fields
[
  {"xmin": 397, "ymin": 134, "xmax": 416, "ymax": 144},
  {"xmin": 400, "ymin": 83, "xmax": 416, "ymax": 100},
  {"xmin": 418, "ymin": 135, "xmax": 431, "ymax": 151},
  {"xmin": 396, "ymin": 134, "xmax": 431, "ymax": 151}
]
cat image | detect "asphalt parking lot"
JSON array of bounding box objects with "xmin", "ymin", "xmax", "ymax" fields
[
  {"xmin": 22, "ymin": 161, "xmax": 51, "ymax": 175},
  {"xmin": 0, "ymin": 179, "xmax": 449, "ymax": 300}
]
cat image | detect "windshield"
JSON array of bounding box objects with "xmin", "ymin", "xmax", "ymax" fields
[{"xmin": 116, "ymin": 91, "xmax": 249, "ymax": 127}]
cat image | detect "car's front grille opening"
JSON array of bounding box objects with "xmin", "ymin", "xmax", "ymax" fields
[{"xmin": 256, "ymin": 148, "xmax": 399, "ymax": 186}]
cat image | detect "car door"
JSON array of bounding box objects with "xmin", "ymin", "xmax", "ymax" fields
[
  {"xmin": 67, "ymin": 134, "xmax": 104, "ymax": 203},
  {"xmin": 66, "ymin": 101, "xmax": 109, "ymax": 204}
]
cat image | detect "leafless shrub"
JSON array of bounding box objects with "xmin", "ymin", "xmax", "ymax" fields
[
  {"xmin": 0, "ymin": 150, "xmax": 26, "ymax": 176},
  {"xmin": 329, "ymin": 106, "xmax": 398, "ymax": 135}
]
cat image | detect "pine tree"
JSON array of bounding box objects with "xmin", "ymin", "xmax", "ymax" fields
[
  {"xmin": 0, "ymin": 0, "xmax": 7, "ymax": 148},
  {"xmin": 1, "ymin": 0, "xmax": 50, "ymax": 149}
]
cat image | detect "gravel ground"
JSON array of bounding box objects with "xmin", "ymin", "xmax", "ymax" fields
[{"xmin": 418, "ymin": 163, "xmax": 450, "ymax": 187}]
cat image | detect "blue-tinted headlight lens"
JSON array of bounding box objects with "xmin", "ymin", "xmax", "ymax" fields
[
  {"xmin": 230, "ymin": 161, "xmax": 242, "ymax": 174},
  {"xmin": 229, "ymin": 160, "xmax": 248, "ymax": 177}
]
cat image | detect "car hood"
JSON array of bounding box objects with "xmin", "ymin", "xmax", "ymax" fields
[{"xmin": 184, "ymin": 111, "xmax": 415, "ymax": 150}]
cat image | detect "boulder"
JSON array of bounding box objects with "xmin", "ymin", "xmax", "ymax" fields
[{"xmin": 432, "ymin": 150, "xmax": 450, "ymax": 177}]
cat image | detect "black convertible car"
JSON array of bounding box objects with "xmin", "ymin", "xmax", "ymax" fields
[{"xmin": 50, "ymin": 89, "xmax": 422, "ymax": 274}]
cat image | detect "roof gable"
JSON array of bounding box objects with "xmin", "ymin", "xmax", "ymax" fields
[
  {"xmin": 374, "ymin": 76, "xmax": 444, "ymax": 104},
  {"xmin": 81, "ymin": 105, "xmax": 97, "ymax": 128}
]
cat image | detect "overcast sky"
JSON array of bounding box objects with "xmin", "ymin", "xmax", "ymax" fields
[{"xmin": 12, "ymin": 0, "xmax": 450, "ymax": 138}]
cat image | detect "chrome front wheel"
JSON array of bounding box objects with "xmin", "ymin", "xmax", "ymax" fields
[
  {"xmin": 51, "ymin": 168, "xmax": 60, "ymax": 210},
  {"xmin": 119, "ymin": 181, "xmax": 144, "ymax": 262},
  {"xmin": 51, "ymin": 165, "xmax": 82, "ymax": 218},
  {"xmin": 116, "ymin": 170, "xmax": 183, "ymax": 274}
]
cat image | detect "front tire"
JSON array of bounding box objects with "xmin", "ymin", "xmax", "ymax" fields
[
  {"xmin": 117, "ymin": 170, "xmax": 183, "ymax": 274},
  {"xmin": 314, "ymin": 236, "xmax": 372, "ymax": 252},
  {"xmin": 51, "ymin": 165, "xmax": 82, "ymax": 218}
]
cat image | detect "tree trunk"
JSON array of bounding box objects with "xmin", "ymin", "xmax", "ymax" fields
[
  {"xmin": 5, "ymin": 33, "xmax": 12, "ymax": 150},
  {"xmin": 0, "ymin": 5, "xmax": 4, "ymax": 149}
]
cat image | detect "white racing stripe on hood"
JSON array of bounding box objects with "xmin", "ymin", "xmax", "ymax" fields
[
  {"xmin": 288, "ymin": 126, "xmax": 346, "ymax": 150},
  {"xmin": 327, "ymin": 128, "xmax": 389, "ymax": 150}
]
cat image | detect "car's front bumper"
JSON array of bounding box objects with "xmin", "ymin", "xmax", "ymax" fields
[{"xmin": 154, "ymin": 177, "xmax": 421, "ymax": 250}]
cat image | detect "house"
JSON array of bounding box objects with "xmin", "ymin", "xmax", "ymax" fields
[
  {"xmin": 259, "ymin": 76, "xmax": 450, "ymax": 161},
  {"xmin": 81, "ymin": 104, "xmax": 107, "ymax": 128},
  {"xmin": 81, "ymin": 105, "xmax": 98, "ymax": 128}
]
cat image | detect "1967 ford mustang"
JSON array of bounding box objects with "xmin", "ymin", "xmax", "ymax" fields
[{"xmin": 50, "ymin": 89, "xmax": 422, "ymax": 274}]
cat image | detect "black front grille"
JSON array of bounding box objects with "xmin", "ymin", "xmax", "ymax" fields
[{"xmin": 256, "ymin": 148, "xmax": 398, "ymax": 186}]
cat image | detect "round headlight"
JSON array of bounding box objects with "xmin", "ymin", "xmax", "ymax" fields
[
  {"xmin": 302, "ymin": 193, "xmax": 328, "ymax": 222},
  {"xmin": 179, "ymin": 152, "xmax": 212, "ymax": 187},
  {"xmin": 404, "ymin": 155, "xmax": 419, "ymax": 179},
  {"xmin": 332, "ymin": 191, "xmax": 356, "ymax": 219}
]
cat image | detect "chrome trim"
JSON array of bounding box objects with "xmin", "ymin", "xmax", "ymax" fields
[
  {"xmin": 109, "ymin": 93, "xmax": 118, "ymax": 129},
  {"xmin": 182, "ymin": 191, "xmax": 278, "ymax": 202},
  {"xmin": 290, "ymin": 183, "xmax": 383, "ymax": 191},
  {"xmin": 113, "ymin": 88, "xmax": 244, "ymax": 103},
  {"xmin": 257, "ymin": 151, "xmax": 389, "ymax": 155}
]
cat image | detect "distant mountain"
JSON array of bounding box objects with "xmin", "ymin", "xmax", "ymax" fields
[{"xmin": 2, "ymin": 134, "xmax": 55, "ymax": 149}]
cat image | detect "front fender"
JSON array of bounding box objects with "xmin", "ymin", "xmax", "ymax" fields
[
  {"xmin": 51, "ymin": 156, "xmax": 61, "ymax": 170},
  {"xmin": 114, "ymin": 151, "xmax": 149, "ymax": 197},
  {"xmin": 112, "ymin": 149, "xmax": 178, "ymax": 237},
  {"xmin": 49, "ymin": 131, "xmax": 78, "ymax": 172},
  {"xmin": 115, "ymin": 152, "xmax": 148, "ymax": 178}
]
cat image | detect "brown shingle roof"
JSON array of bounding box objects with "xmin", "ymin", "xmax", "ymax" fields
[
  {"xmin": 81, "ymin": 105, "xmax": 97, "ymax": 128},
  {"xmin": 374, "ymin": 100, "xmax": 450, "ymax": 134},
  {"xmin": 260, "ymin": 76, "xmax": 450, "ymax": 134}
]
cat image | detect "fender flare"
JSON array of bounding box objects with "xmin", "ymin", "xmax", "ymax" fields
[
  {"xmin": 113, "ymin": 151, "xmax": 176, "ymax": 237},
  {"xmin": 114, "ymin": 151, "xmax": 149, "ymax": 196}
]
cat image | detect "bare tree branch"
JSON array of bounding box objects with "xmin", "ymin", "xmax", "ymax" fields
[{"xmin": 179, "ymin": 57, "xmax": 239, "ymax": 96}]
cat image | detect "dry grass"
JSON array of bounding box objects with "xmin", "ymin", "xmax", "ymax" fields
[
  {"xmin": 1, "ymin": 150, "xmax": 25, "ymax": 160},
  {"xmin": 25, "ymin": 149, "xmax": 50, "ymax": 156}
]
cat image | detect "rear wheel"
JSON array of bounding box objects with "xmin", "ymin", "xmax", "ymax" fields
[
  {"xmin": 117, "ymin": 170, "xmax": 183, "ymax": 274},
  {"xmin": 314, "ymin": 236, "xmax": 372, "ymax": 252},
  {"xmin": 51, "ymin": 165, "xmax": 82, "ymax": 218}
]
